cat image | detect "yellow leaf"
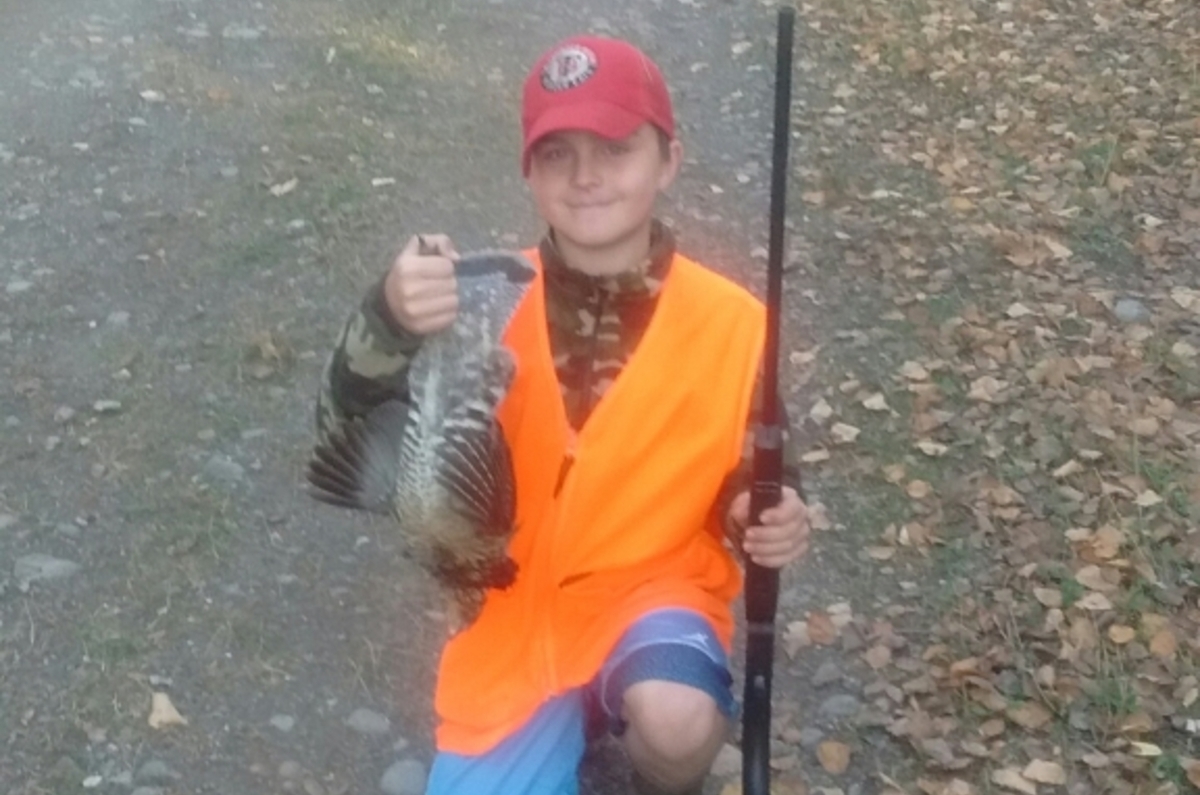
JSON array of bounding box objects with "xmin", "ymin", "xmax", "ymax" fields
[
  {"xmin": 817, "ymin": 741, "xmax": 851, "ymax": 775},
  {"xmin": 1075, "ymin": 592, "xmax": 1113, "ymax": 611},
  {"xmin": 1130, "ymin": 741, "xmax": 1163, "ymax": 757},
  {"xmin": 801, "ymin": 449, "xmax": 832, "ymax": 464},
  {"xmin": 979, "ymin": 718, "xmax": 1006, "ymax": 738},
  {"xmin": 830, "ymin": 423, "xmax": 860, "ymax": 445},
  {"xmin": 1006, "ymin": 702, "xmax": 1052, "ymax": 730},
  {"xmin": 1108, "ymin": 624, "xmax": 1136, "ymax": 644},
  {"xmin": 802, "ymin": 190, "xmax": 826, "ymax": 207},
  {"xmin": 783, "ymin": 621, "xmax": 811, "ymax": 658},
  {"xmin": 1135, "ymin": 490, "xmax": 1163, "ymax": 507},
  {"xmin": 1022, "ymin": 760, "xmax": 1065, "ymax": 785},
  {"xmin": 809, "ymin": 398, "xmax": 835, "ymax": 423},
  {"xmin": 1006, "ymin": 302, "xmax": 1035, "ymax": 318},
  {"xmin": 916, "ymin": 440, "xmax": 949, "ymax": 457},
  {"xmin": 1052, "ymin": 459, "xmax": 1082, "ymax": 478},
  {"xmin": 1150, "ymin": 628, "xmax": 1178, "ymax": 659},
  {"xmin": 1186, "ymin": 759, "xmax": 1200, "ymax": 788},
  {"xmin": 867, "ymin": 545, "xmax": 896, "ymax": 561},
  {"xmin": 1173, "ymin": 341, "xmax": 1198, "ymax": 359},
  {"xmin": 906, "ymin": 480, "xmax": 932, "ymax": 500},
  {"xmin": 1089, "ymin": 526, "xmax": 1124, "ymax": 560},
  {"xmin": 967, "ymin": 376, "xmax": 1009, "ymax": 403},
  {"xmin": 1129, "ymin": 416, "xmax": 1160, "ymax": 437},
  {"xmin": 882, "ymin": 464, "xmax": 907, "ymax": 483},
  {"xmin": 900, "ymin": 361, "xmax": 930, "ymax": 380},
  {"xmin": 950, "ymin": 196, "xmax": 976, "ymax": 213},
  {"xmin": 863, "ymin": 393, "xmax": 890, "ymax": 411},
  {"xmin": 1042, "ymin": 237, "xmax": 1073, "ymax": 260},
  {"xmin": 1033, "ymin": 588, "xmax": 1062, "ymax": 608},
  {"xmin": 807, "ymin": 611, "xmax": 838, "ymax": 646},
  {"xmin": 990, "ymin": 767, "xmax": 1036, "ymax": 795},
  {"xmin": 864, "ymin": 644, "xmax": 892, "ymax": 669},
  {"xmin": 148, "ymin": 692, "xmax": 188, "ymax": 729},
  {"xmin": 269, "ymin": 177, "xmax": 298, "ymax": 197}
]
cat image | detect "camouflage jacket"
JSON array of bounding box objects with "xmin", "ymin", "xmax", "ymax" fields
[{"xmin": 315, "ymin": 221, "xmax": 800, "ymax": 551}]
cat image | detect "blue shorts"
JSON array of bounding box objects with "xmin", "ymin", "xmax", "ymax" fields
[{"xmin": 425, "ymin": 608, "xmax": 736, "ymax": 795}]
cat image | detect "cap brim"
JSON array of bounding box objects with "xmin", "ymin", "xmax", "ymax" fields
[{"xmin": 521, "ymin": 101, "xmax": 645, "ymax": 175}]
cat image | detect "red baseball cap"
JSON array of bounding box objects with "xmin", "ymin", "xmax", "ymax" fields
[{"xmin": 521, "ymin": 35, "xmax": 675, "ymax": 175}]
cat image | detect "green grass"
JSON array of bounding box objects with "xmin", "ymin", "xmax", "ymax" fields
[{"xmin": 1069, "ymin": 213, "xmax": 1138, "ymax": 274}]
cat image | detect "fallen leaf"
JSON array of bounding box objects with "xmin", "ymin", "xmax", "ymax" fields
[
  {"xmin": 1033, "ymin": 588, "xmax": 1062, "ymax": 608},
  {"xmin": 882, "ymin": 464, "xmax": 907, "ymax": 483},
  {"xmin": 783, "ymin": 621, "xmax": 811, "ymax": 658},
  {"xmin": 1022, "ymin": 760, "xmax": 1065, "ymax": 785},
  {"xmin": 979, "ymin": 718, "xmax": 1006, "ymax": 738},
  {"xmin": 810, "ymin": 398, "xmax": 834, "ymax": 423},
  {"xmin": 1186, "ymin": 759, "xmax": 1200, "ymax": 788},
  {"xmin": 1129, "ymin": 741, "xmax": 1162, "ymax": 757},
  {"xmin": 1108, "ymin": 624, "xmax": 1136, "ymax": 644},
  {"xmin": 1006, "ymin": 701, "xmax": 1052, "ymax": 730},
  {"xmin": 830, "ymin": 423, "xmax": 860, "ymax": 445},
  {"xmin": 808, "ymin": 611, "xmax": 839, "ymax": 646},
  {"xmin": 864, "ymin": 644, "xmax": 892, "ymax": 669},
  {"xmin": 916, "ymin": 440, "xmax": 949, "ymax": 457},
  {"xmin": 990, "ymin": 767, "xmax": 1036, "ymax": 795},
  {"xmin": 269, "ymin": 177, "xmax": 298, "ymax": 197},
  {"xmin": 863, "ymin": 393, "xmax": 890, "ymax": 411},
  {"xmin": 1075, "ymin": 591, "xmax": 1113, "ymax": 611},
  {"xmin": 900, "ymin": 361, "xmax": 930, "ymax": 380},
  {"xmin": 148, "ymin": 692, "xmax": 188, "ymax": 729},
  {"xmin": 1150, "ymin": 628, "xmax": 1178, "ymax": 659},
  {"xmin": 906, "ymin": 480, "xmax": 932, "ymax": 499},
  {"xmin": 1134, "ymin": 490, "xmax": 1163, "ymax": 507},
  {"xmin": 967, "ymin": 376, "xmax": 1008, "ymax": 403},
  {"xmin": 816, "ymin": 741, "xmax": 851, "ymax": 775}
]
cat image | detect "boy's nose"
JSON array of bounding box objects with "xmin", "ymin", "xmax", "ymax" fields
[{"xmin": 570, "ymin": 150, "xmax": 602, "ymax": 188}]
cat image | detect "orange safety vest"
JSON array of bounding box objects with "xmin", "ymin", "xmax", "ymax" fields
[{"xmin": 434, "ymin": 249, "xmax": 766, "ymax": 754}]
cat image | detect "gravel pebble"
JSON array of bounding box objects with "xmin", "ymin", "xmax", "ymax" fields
[
  {"xmin": 135, "ymin": 760, "xmax": 179, "ymax": 785},
  {"xmin": 816, "ymin": 694, "xmax": 862, "ymax": 722},
  {"xmin": 811, "ymin": 660, "xmax": 842, "ymax": 687},
  {"xmin": 269, "ymin": 714, "xmax": 296, "ymax": 733},
  {"xmin": 1114, "ymin": 297, "xmax": 1151, "ymax": 324},
  {"xmin": 379, "ymin": 759, "xmax": 427, "ymax": 795},
  {"xmin": 203, "ymin": 454, "xmax": 246, "ymax": 485},
  {"xmin": 798, "ymin": 727, "xmax": 825, "ymax": 748},
  {"xmin": 345, "ymin": 708, "xmax": 391, "ymax": 736},
  {"xmin": 14, "ymin": 554, "xmax": 82, "ymax": 584}
]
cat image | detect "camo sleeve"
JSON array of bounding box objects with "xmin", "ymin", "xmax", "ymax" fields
[
  {"xmin": 315, "ymin": 276, "xmax": 423, "ymax": 438},
  {"xmin": 714, "ymin": 380, "xmax": 803, "ymax": 558}
]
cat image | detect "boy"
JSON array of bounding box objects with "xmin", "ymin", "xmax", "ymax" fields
[{"xmin": 315, "ymin": 35, "xmax": 810, "ymax": 795}]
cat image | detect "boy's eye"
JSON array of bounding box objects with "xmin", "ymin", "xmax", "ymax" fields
[
  {"xmin": 537, "ymin": 146, "xmax": 567, "ymax": 162},
  {"xmin": 603, "ymin": 141, "xmax": 631, "ymax": 156}
]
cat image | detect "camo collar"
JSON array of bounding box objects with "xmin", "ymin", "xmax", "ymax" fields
[{"xmin": 539, "ymin": 220, "xmax": 675, "ymax": 302}]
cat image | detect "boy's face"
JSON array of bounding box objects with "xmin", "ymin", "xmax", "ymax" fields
[{"xmin": 525, "ymin": 123, "xmax": 682, "ymax": 253}]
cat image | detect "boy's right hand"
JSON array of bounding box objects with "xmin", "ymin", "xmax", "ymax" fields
[{"xmin": 383, "ymin": 234, "xmax": 460, "ymax": 335}]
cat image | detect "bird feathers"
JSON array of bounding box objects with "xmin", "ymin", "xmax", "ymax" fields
[{"xmin": 306, "ymin": 250, "xmax": 535, "ymax": 631}]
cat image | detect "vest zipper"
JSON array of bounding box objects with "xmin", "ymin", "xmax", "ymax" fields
[{"xmin": 553, "ymin": 286, "xmax": 605, "ymax": 497}]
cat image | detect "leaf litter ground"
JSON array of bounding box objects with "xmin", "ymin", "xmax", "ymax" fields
[{"xmin": 750, "ymin": 0, "xmax": 1199, "ymax": 793}]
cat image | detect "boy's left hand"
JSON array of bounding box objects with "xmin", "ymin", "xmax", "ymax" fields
[{"xmin": 728, "ymin": 487, "xmax": 810, "ymax": 569}]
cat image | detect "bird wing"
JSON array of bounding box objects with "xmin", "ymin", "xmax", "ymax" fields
[
  {"xmin": 434, "ymin": 350, "xmax": 518, "ymax": 537},
  {"xmin": 307, "ymin": 398, "xmax": 410, "ymax": 514}
]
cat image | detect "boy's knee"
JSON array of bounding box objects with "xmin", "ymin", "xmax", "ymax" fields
[{"xmin": 623, "ymin": 679, "xmax": 728, "ymax": 760}]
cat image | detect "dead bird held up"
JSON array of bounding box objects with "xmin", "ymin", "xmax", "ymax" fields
[{"xmin": 308, "ymin": 250, "xmax": 536, "ymax": 631}]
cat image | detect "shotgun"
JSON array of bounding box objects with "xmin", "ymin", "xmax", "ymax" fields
[{"xmin": 742, "ymin": 7, "xmax": 795, "ymax": 795}]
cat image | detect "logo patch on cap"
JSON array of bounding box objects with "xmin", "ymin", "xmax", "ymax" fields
[{"xmin": 540, "ymin": 45, "xmax": 597, "ymax": 92}]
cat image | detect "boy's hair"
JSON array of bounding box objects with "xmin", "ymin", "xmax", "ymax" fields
[{"xmin": 521, "ymin": 35, "xmax": 675, "ymax": 175}]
